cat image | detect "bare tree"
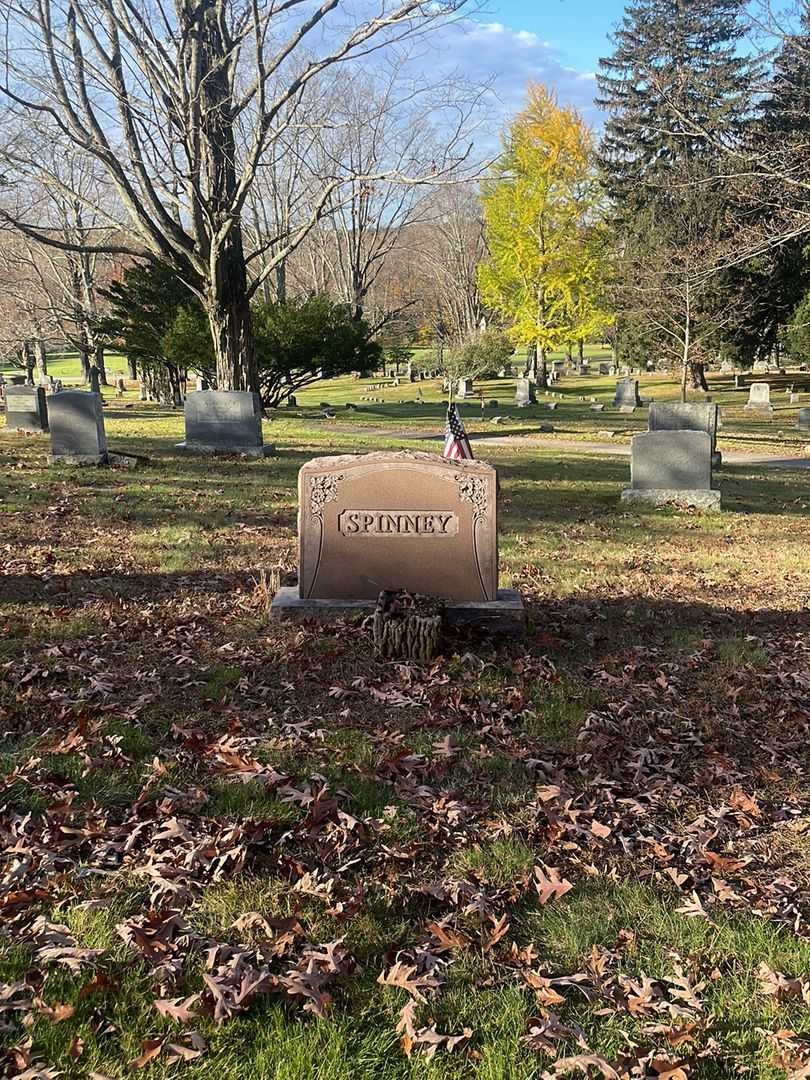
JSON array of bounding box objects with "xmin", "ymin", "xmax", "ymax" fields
[
  {"xmin": 0, "ymin": 0, "xmax": 478, "ymax": 392},
  {"xmin": 411, "ymin": 182, "xmax": 486, "ymax": 343},
  {"xmin": 294, "ymin": 60, "xmax": 486, "ymax": 330}
]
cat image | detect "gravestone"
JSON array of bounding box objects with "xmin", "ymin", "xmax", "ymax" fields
[
  {"xmin": 195, "ymin": 376, "xmax": 209, "ymax": 392},
  {"xmin": 753, "ymin": 360, "xmax": 767, "ymax": 373},
  {"xmin": 552, "ymin": 361, "xmax": 565, "ymax": 374},
  {"xmin": 498, "ymin": 364, "xmax": 514, "ymax": 378},
  {"xmin": 613, "ymin": 378, "xmax": 643, "ymax": 408},
  {"xmin": 180, "ymin": 390, "xmax": 269, "ymax": 455},
  {"xmin": 797, "ymin": 408, "xmax": 810, "ymax": 430},
  {"xmin": 116, "ymin": 376, "xmax": 126, "ymax": 396},
  {"xmin": 270, "ymin": 451, "xmax": 524, "ymax": 633},
  {"xmin": 457, "ymin": 377, "xmax": 474, "ymax": 398},
  {"xmin": 514, "ymin": 378, "xmax": 537, "ymax": 407},
  {"xmin": 598, "ymin": 363, "xmax": 611, "ymax": 375},
  {"xmin": 621, "ymin": 430, "xmax": 719, "ymax": 511},
  {"xmin": 9, "ymin": 375, "xmax": 26, "ymax": 386},
  {"xmin": 590, "ymin": 403, "xmax": 605, "ymax": 412},
  {"xmin": 284, "ymin": 395, "xmax": 298, "ymax": 408},
  {"xmin": 577, "ymin": 363, "xmax": 590, "ymax": 375},
  {"xmin": 744, "ymin": 382, "xmax": 774, "ymax": 414},
  {"xmin": 649, "ymin": 402, "xmax": 722, "ymax": 467},
  {"xmin": 47, "ymin": 391, "xmax": 108, "ymax": 465},
  {"xmin": 4, "ymin": 385, "xmax": 48, "ymax": 433}
]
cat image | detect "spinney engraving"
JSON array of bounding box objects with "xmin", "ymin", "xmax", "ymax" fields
[{"xmin": 338, "ymin": 510, "xmax": 458, "ymax": 536}]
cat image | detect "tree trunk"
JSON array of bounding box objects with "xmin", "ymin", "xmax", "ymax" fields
[
  {"xmin": 198, "ymin": 4, "xmax": 258, "ymax": 394},
  {"xmin": 34, "ymin": 338, "xmax": 48, "ymax": 382},
  {"xmin": 537, "ymin": 345, "xmax": 548, "ymax": 389},
  {"xmin": 566, "ymin": 343, "xmax": 573, "ymax": 363},
  {"xmin": 22, "ymin": 341, "xmax": 35, "ymax": 384},
  {"xmin": 275, "ymin": 260, "xmax": 287, "ymax": 304},
  {"xmin": 94, "ymin": 343, "xmax": 107, "ymax": 385},
  {"xmin": 578, "ymin": 338, "xmax": 584, "ymax": 361},
  {"xmin": 690, "ymin": 361, "xmax": 708, "ymax": 391},
  {"xmin": 127, "ymin": 355, "xmax": 137, "ymax": 380}
]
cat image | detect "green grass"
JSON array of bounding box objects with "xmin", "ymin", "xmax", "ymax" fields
[{"xmin": 3, "ymin": 361, "xmax": 810, "ymax": 1077}]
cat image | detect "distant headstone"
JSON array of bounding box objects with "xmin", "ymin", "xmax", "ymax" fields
[
  {"xmin": 797, "ymin": 408, "xmax": 810, "ymax": 430},
  {"xmin": 752, "ymin": 360, "xmax": 768, "ymax": 373},
  {"xmin": 790, "ymin": 393, "xmax": 800, "ymax": 404},
  {"xmin": 590, "ymin": 403, "xmax": 605, "ymax": 412},
  {"xmin": 744, "ymin": 383, "xmax": 774, "ymax": 414},
  {"xmin": 598, "ymin": 363, "xmax": 611, "ymax": 375},
  {"xmin": 9, "ymin": 375, "xmax": 26, "ymax": 386},
  {"xmin": 284, "ymin": 395, "xmax": 298, "ymax": 408},
  {"xmin": 195, "ymin": 376, "xmax": 209, "ymax": 391},
  {"xmin": 457, "ymin": 377, "xmax": 474, "ymax": 399},
  {"xmin": 720, "ymin": 360, "xmax": 734, "ymax": 373},
  {"xmin": 498, "ymin": 364, "xmax": 514, "ymax": 378},
  {"xmin": 116, "ymin": 376, "xmax": 126, "ymax": 396},
  {"xmin": 181, "ymin": 390, "xmax": 267, "ymax": 455},
  {"xmin": 613, "ymin": 378, "xmax": 642, "ymax": 408},
  {"xmin": 621, "ymin": 430, "xmax": 719, "ymax": 511},
  {"xmin": 47, "ymin": 391, "xmax": 107, "ymax": 465},
  {"xmin": 4, "ymin": 385, "xmax": 48, "ymax": 433},
  {"xmin": 514, "ymin": 378, "xmax": 536, "ymax": 407},
  {"xmin": 618, "ymin": 404, "xmax": 637, "ymax": 414},
  {"xmin": 552, "ymin": 361, "xmax": 565, "ymax": 374},
  {"xmin": 546, "ymin": 402, "xmax": 558, "ymax": 410},
  {"xmin": 649, "ymin": 402, "xmax": 721, "ymax": 467},
  {"xmin": 577, "ymin": 363, "xmax": 590, "ymax": 375}
]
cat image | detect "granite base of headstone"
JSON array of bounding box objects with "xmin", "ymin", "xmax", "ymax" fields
[
  {"xmin": 47, "ymin": 390, "xmax": 108, "ymax": 466},
  {"xmin": 4, "ymin": 386, "xmax": 48, "ymax": 433},
  {"xmin": 269, "ymin": 451, "xmax": 524, "ymax": 635},
  {"xmin": 744, "ymin": 382, "xmax": 773, "ymax": 414},
  {"xmin": 621, "ymin": 430, "xmax": 720, "ymax": 511},
  {"xmin": 177, "ymin": 390, "xmax": 272, "ymax": 455},
  {"xmin": 514, "ymin": 378, "xmax": 537, "ymax": 407}
]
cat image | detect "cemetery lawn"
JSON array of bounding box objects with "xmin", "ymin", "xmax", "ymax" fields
[{"xmin": 2, "ymin": 388, "xmax": 810, "ymax": 1078}]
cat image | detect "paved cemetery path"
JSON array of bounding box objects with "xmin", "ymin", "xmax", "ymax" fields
[{"xmin": 306, "ymin": 421, "xmax": 810, "ymax": 470}]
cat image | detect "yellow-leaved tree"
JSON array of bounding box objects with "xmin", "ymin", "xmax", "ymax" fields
[{"xmin": 478, "ymin": 84, "xmax": 611, "ymax": 385}]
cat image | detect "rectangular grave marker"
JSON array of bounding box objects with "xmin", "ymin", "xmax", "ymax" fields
[
  {"xmin": 4, "ymin": 385, "xmax": 48, "ymax": 433},
  {"xmin": 622, "ymin": 430, "xmax": 719, "ymax": 510},
  {"xmin": 47, "ymin": 391, "xmax": 107, "ymax": 465},
  {"xmin": 181, "ymin": 390, "xmax": 266, "ymax": 454}
]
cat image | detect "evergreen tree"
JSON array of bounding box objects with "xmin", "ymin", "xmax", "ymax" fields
[
  {"xmin": 597, "ymin": 0, "xmax": 757, "ymax": 389},
  {"xmin": 724, "ymin": 6, "xmax": 810, "ymax": 362}
]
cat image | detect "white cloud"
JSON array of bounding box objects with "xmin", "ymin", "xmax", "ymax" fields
[{"xmin": 427, "ymin": 16, "xmax": 601, "ymax": 135}]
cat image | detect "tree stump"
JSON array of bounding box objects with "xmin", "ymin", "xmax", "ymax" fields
[{"xmin": 372, "ymin": 590, "xmax": 443, "ymax": 663}]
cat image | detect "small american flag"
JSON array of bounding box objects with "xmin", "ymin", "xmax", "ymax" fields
[{"xmin": 443, "ymin": 403, "xmax": 474, "ymax": 460}]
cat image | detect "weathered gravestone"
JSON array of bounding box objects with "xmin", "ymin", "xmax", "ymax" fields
[
  {"xmin": 797, "ymin": 408, "xmax": 810, "ymax": 430},
  {"xmin": 621, "ymin": 430, "xmax": 720, "ymax": 511},
  {"xmin": 270, "ymin": 450, "xmax": 524, "ymax": 632},
  {"xmin": 9, "ymin": 375, "xmax": 26, "ymax": 386},
  {"xmin": 613, "ymin": 378, "xmax": 643, "ymax": 409},
  {"xmin": 649, "ymin": 401, "xmax": 722, "ymax": 468},
  {"xmin": 47, "ymin": 391, "xmax": 107, "ymax": 465},
  {"xmin": 514, "ymin": 378, "xmax": 537, "ymax": 407},
  {"xmin": 599, "ymin": 363, "xmax": 611, "ymax": 375},
  {"xmin": 457, "ymin": 377, "xmax": 474, "ymax": 399},
  {"xmin": 744, "ymin": 382, "xmax": 774, "ymax": 414},
  {"xmin": 195, "ymin": 376, "xmax": 209, "ymax": 392},
  {"xmin": 4, "ymin": 385, "xmax": 48, "ymax": 433},
  {"xmin": 179, "ymin": 390, "xmax": 270, "ymax": 455}
]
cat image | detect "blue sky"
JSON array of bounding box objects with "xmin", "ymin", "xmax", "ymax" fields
[
  {"xmin": 425, "ymin": 0, "xmax": 629, "ymax": 137},
  {"xmin": 474, "ymin": 0, "xmax": 627, "ymax": 71}
]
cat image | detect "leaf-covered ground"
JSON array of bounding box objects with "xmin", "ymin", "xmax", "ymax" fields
[{"xmin": 2, "ymin": 389, "xmax": 810, "ymax": 1079}]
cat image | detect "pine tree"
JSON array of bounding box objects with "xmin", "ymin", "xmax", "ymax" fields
[
  {"xmin": 725, "ymin": 6, "xmax": 810, "ymax": 363},
  {"xmin": 598, "ymin": 0, "xmax": 755, "ymax": 213},
  {"xmin": 597, "ymin": 0, "xmax": 757, "ymax": 389}
]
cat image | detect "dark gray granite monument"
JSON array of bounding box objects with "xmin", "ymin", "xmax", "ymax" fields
[
  {"xmin": 649, "ymin": 401, "xmax": 722, "ymax": 468},
  {"xmin": 514, "ymin": 378, "xmax": 537, "ymax": 407},
  {"xmin": 4, "ymin": 386, "xmax": 48, "ymax": 433},
  {"xmin": 621, "ymin": 430, "xmax": 720, "ymax": 511},
  {"xmin": 613, "ymin": 378, "xmax": 643, "ymax": 409},
  {"xmin": 47, "ymin": 391, "xmax": 108, "ymax": 465},
  {"xmin": 179, "ymin": 390, "xmax": 270, "ymax": 455}
]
